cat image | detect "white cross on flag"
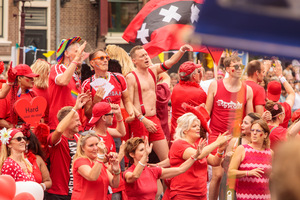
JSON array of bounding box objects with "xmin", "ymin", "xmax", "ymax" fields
[{"xmin": 123, "ymin": 0, "xmax": 223, "ymax": 65}]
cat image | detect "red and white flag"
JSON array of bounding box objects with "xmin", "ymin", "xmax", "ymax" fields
[{"xmin": 122, "ymin": 0, "xmax": 223, "ymax": 64}]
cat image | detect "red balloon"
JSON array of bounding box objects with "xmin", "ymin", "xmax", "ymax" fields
[
  {"xmin": 0, "ymin": 175, "xmax": 16, "ymax": 200},
  {"xmin": 13, "ymin": 192, "xmax": 35, "ymax": 200}
]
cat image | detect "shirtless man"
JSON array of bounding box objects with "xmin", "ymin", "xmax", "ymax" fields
[
  {"xmin": 206, "ymin": 55, "xmax": 253, "ymax": 200},
  {"xmin": 126, "ymin": 44, "xmax": 192, "ymax": 161}
]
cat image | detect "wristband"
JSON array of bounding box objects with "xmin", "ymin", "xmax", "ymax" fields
[
  {"xmin": 117, "ymin": 118, "xmax": 123, "ymax": 122},
  {"xmin": 180, "ymin": 48, "xmax": 185, "ymax": 53},
  {"xmin": 138, "ymin": 161, "xmax": 146, "ymax": 167},
  {"xmin": 191, "ymin": 155, "xmax": 197, "ymax": 161},
  {"xmin": 97, "ymin": 154, "xmax": 105, "ymax": 160},
  {"xmin": 72, "ymin": 108, "xmax": 77, "ymax": 113},
  {"xmin": 71, "ymin": 61, "xmax": 78, "ymax": 66},
  {"xmin": 113, "ymin": 169, "xmax": 121, "ymax": 175},
  {"xmin": 137, "ymin": 114, "xmax": 142, "ymax": 118},
  {"xmin": 280, "ymin": 76, "xmax": 287, "ymax": 84},
  {"xmin": 139, "ymin": 116, "xmax": 145, "ymax": 121},
  {"xmin": 41, "ymin": 183, "xmax": 46, "ymax": 191}
]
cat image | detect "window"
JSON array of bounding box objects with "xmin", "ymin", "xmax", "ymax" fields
[
  {"xmin": 108, "ymin": 0, "xmax": 143, "ymax": 32},
  {"xmin": 25, "ymin": 7, "xmax": 47, "ymax": 26}
]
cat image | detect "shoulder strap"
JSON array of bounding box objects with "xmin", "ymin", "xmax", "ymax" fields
[
  {"xmin": 111, "ymin": 72, "xmax": 121, "ymax": 84},
  {"xmin": 148, "ymin": 68, "xmax": 157, "ymax": 93},
  {"xmin": 131, "ymin": 71, "xmax": 146, "ymax": 115}
]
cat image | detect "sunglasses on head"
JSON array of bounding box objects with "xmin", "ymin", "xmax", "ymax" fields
[
  {"xmin": 92, "ymin": 56, "xmax": 110, "ymax": 61},
  {"xmin": 11, "ymin": 136, "xmax": 27, "ymax": 142},
  {"xmin": 104, "ymin": 113, "xmax": 114, "ymax": 116}
]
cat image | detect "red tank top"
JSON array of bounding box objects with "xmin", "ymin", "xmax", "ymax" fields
[{"xmin": 210, "ymin": 79, "xmax": 247, "ymax": 137}]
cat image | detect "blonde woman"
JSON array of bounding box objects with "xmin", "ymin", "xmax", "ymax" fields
[
  {"xmin": 106, "ymin": 45, "xmax": 135, "ymax": 76},
  {"xmin": 71, "ymin": 132, "xmax": 120, "ymax": 200},
  {"xmin": 31, "ymin": 59, "xmax": 51, "ymax": 124},
  {"xmin": 0, "ymin": 128, "xmax": 35, "ymax": 182}
]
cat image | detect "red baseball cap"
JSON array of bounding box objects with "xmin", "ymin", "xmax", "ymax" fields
[
  {"xmin": 267, "ymin": 81, "xmax": 281, "ymax": 102},
  {"xmin": 179, "ymin": 61, "xmax": 201, "ymax": 78},
  {"xmin": 88, "ymin": 102, "xmax": 111, "ymax": 124},
  {"xmin": 15, "ymin": 64, "xmax": 39, "ymax": 78}
]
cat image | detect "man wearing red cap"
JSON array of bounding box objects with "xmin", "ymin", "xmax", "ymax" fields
[
  {"xmin": 170, "ymin": 61, "xmax": 207, "ymax": 142},
  {"xmin": 46, "ymin": 93, "xmax": 88, "ymax": 200},
  {"xmin": 48, "ymin": 36, "xmax": 87, "ymax": 132},
  {"xmin": 0, "ymin": 64, "xmax": 39, "ymax": 128},
  {"xmin": 245, "ymin": 60, "xmax": 266, "ymax": 115},
  {"xmin": 206, "ymin": 55, "xmax": 253, "ymax": 200},
  {"xmin": 88, "ymin": 102, "xmax": 126, "ymax": 199},
  {"xmin": 126, "ymin": 44, "xmax": 192, "ymax": 162},
  {"xmin": 267, "ymin": 60, "xmax": 295, "ymax": 128}
]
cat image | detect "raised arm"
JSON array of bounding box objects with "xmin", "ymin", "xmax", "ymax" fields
[
  {"xmin": 159, "ymin": 138, "xmax": 205, "ymax": 179},
  {"xmin": 56, "ymin": 42, "xmax": 86, "ymax": 86},
  {"xmin": 125, "ymin": 137, "xmax": 153, "ymax": 183},
  {"xmin": 77, "ymin": 140, "xmax": 106, "ymax": 181},
  {"xmin": 51, "ymin": 93, "xmax": 88, "ymax": 144},
  {"xmin": 154, "ymin": 44, "xmax": 193, "ymax": 75},
  {"xmin": 275, "ymin": 61, "xmax": 295, "ymax": 108},
  {"xmin": 108, "ymin": 104, "xmax": 126, "ymax": 138}
]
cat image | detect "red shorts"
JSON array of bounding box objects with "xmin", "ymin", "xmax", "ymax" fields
[
  {"xmin": 129, "ymin": 115, "xmax": 165, "ymax": 142},
  {"xmin": 208, "ymin": 134, "xmax": 219, "ymax": 155}
]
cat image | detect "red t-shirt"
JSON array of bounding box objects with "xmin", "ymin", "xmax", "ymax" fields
[
  {"xmin": 279, "ymin": 102, "xmax": 291, "ymax": 128},
  {"xmin": 210, "ymin": 80, "xmax": 247, "ymax": 137},
  {"xmin": 48, "ymin": 64, "xmax": 81, "ymax": 130},
  {"xmin": 98, "ymin": 132, "xmax": 116, "ymax": 154},
  {"xmin": 32, "ymin": 86, "xmax": 50, "ymax": 124},
  {"xmin": 245, "ymin": 80, "xmax": 265, "ymax": 112},
  {"xmin": 169, "ymin": 139, "xmax": 207, "ymax": 198},
  {"xmin": 124, "ymin": 165, "xmax": 162, "ymax": 200},
  {"xmin": 82, "ymin": 72, "xmax": 127, "ymax": 104},
  {"xmin": 171, "ymin": 81, "xmax": 207, "ymax": 141},
  {"xmin": 72, "ymin": 157, "xmax": 109, "ymax": 200},
  {"xmin": 83, "ymin": 72, "xmax": 127, "ymax": 129},
  {"xmin": 1, "ymin": 158, "xmax": 36, "ymax": 182},
  {"xmin": 269, "ymin": 125, "xmax": 287, "ymax": 151},
  {"xmin": 47, "ymin": 133, "xmax": 79, "ymax": 195}
]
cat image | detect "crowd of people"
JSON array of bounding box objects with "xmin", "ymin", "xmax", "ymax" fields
[{"xmin": 0, "ymin": 36, "xmax": 300, "ymax": 200}]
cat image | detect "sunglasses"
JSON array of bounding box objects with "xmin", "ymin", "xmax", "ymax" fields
[
  {"xmin": 11, "ymin": 136, "xmax": 27, "ymax": 142},
  {"xmin": 92, "ymin": 56, "xmax": 110, "ymax": 61},
  {"xmin": 104, "ymin": 113, "xmax": 114, "ymax": 116},
  {"xmin": 232, "ymin": 64, "xmax": 241, "ymax": 70}
]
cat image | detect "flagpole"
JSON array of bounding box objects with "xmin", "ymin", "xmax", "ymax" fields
[{"xmin": 206, "ymin": 46, "xmax": 218, "ymax": 80}]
